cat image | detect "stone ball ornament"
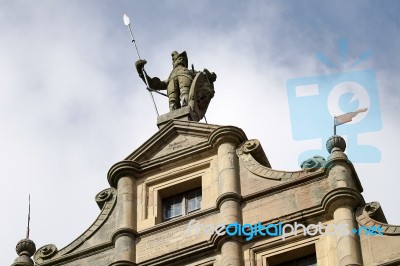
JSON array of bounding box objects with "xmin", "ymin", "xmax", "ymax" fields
[
  {"xmin": 15, "ymin": 238, "xmax": 36, "ymax": 257},
  {"xmin": 326, "ymin": 135, "xmax": 346, "ymax": 153},
  {"xmin": 12, "ymin": 239, "xmax": 37, "ymax": 266}
]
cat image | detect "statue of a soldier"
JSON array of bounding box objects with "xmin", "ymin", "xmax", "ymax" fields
[{"xmin": 135, "ymin": 51, "xmax": 217, "ymax": 113}]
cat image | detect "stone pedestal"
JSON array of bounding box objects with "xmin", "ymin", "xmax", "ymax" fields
[{"xmin": 156, "ymin": 106, "xmax": 199, "ymax": 129}]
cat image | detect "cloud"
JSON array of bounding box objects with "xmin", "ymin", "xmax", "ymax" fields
[{"xmin": 2, "ymin": 1, "xmax": 399, "ymax": 264}]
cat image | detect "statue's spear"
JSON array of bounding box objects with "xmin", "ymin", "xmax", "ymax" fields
[{"xmin": 123, "ymin": 14, "xmax": 165, "ymax": 116}]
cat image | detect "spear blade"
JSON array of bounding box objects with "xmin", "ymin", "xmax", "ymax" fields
[{"xmin": 123, "ymin": 14, "xmax": 130, "ymax": 26}]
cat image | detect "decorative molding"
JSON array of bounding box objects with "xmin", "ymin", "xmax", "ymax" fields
[
  {"xmin": 356, "ymin": 202, "xmax": 400, "ymax": 235},
  {"xmin": 109, "ymin": 260, "xmax": 138, "ymax": 266},
  {"xmin": 300, "ymin": 156, "xmax": 326, "ymax": 172},
  {"xmin": 95, "ymin": 188, "xmax": 114, "ymax": 209},
  {"xmin": 237, "ymin": 139, "xmax": 304, "ymax": 181},
  {"xmin": 111, "ymin": 228, "xmax": 139, "ymax": 244},
  {"xmin": 107, "ymin": 123, "xmax": 249, "ymax": 180},
  {"xmin": 107, "ymin": 161, "xmax": 140, "ymax": 188},
  {"xmin": 321, "ymin": 187, "xmax": 364, "ymax": 215},
  {"xmin": 208, "ymin": 126, "xmax": 247, "ymax": 148},
  {"xmin": 216, "ymin": 192, "xmax": 243, "ymax": 208},
  {"xmin": 35, "ymin": 244, "xmax": 58, "ymax": 261}
]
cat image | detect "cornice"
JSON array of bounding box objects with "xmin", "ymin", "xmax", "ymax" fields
[
  {"xmin": 108, "ymin": 123, "xmax": 248, "ymax": 180},
  {"xmin": 107, "ymin": 160, "xmax": 141, "ymax": 188},
  {"xmin": 208, "ymin": 125, "xmax": 247, "ymax": 148},
  {"xmin": 111, "ymin": 228, "xmax": 139, "ymax": 243},
  {"xmin": 125, "ymin": 120, "xmax": 220, "ymax": 162},
  {"xmin": 109, "ymin": 261, "xmax": 137, "ymax": 266},
  {"xmin": 216, "ymin": 192, "xmax": 243, "ymax": 208},
  {"xmin": 321, "ymin": 187, "xmax": 365, "ymax": 215}
]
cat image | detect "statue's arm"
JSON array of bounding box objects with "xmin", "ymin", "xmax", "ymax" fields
[
  {"xmin": 135, "ymin": 59, "xmax": 167, "ymax": 90},
  {"xmin": 142, "ymin": 75, "xmax": 167, "ymax": 90}
]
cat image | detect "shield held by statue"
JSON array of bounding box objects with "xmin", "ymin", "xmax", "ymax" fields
[{"xmin": 188, "ymin": 72, "xmax": 215, "ymax": 121}]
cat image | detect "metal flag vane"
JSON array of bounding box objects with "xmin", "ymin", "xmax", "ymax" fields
[
  {"xmin": 333, "ymin": 108, "xmax": 368, "ymax": 135},
  {"xmin": 26, "ymin": 194, "xmax": 31, "ymax": 239},
  {"xmin": 123, "ymin": 14, "xmax": 166, "ymax": 117}
]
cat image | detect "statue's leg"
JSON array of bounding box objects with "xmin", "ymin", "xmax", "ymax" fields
[
  {"xmin": 180, "ymin": 86, "xmax": 190, "ymax": 107},
  {"xmin": 168, "ymin": 79, "xmax": 180, "ymax": 111},
  {"xmin": 179, "ymin": 76, "xmax": 192, "ymax": 107}
]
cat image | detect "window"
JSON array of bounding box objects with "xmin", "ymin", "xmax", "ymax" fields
[
  {"xmin": 163, "ymin": 187, "xmax": 202, "ymax": 220},
  {"xmin": 266, "ymin": 244, "xmax": 316, "ymax": 266},
  {"xmin": 276, "ymin": 254, "xmax": 317, "ymax": 266}
]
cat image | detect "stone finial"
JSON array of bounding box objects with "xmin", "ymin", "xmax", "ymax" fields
[
  {"xmin": 326, "ymin": 135, "xmax": 346, "ymax": 153},
  {"xmin": 11, "ymin": 238, "xmax": 36, "ymax": 266}
]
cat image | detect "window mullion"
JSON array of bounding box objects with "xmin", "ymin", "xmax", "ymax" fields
[{"xmin": 183, "ymin": 192, "xmax": 187, "ymax": 215}]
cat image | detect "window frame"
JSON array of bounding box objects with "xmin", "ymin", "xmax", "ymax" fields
[{"xmin": 163, "ymin": 187, "xmax": 202, "ymax": 221}]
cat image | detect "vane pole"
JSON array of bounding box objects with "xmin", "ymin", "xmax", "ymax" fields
[
  {"xmin": 334, "ymin": 116, "xmax": 336, "ymax": 135},
  {"xmin": 26, "ymin": 194, "xmax": 31, "ymax": 239},
  {"xmin": 123, "ymin": 14, "xmax": 160, "ymax": 116}
]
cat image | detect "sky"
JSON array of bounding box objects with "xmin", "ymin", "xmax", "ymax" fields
[{"xmin": 1, "ymin": 1, "xmax": 399, "ymax": 264}]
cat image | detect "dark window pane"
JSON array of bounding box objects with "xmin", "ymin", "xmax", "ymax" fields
[
  {"xmin": 276, "ymin": 254, "xmax": 317, "ymax": 266},
  {"xmin": 278, "ymin": 262, "xmax": 295, "ymax": 266},
  {"xmin": 187, "ymin": 188, "xmax": 202, "ymax": 213},
  {"xmin": 307, "ymin": 254, "xmax": 317, "ymax": 266},
  {"xmin": 164, "ymin": 194, "xmax": 183, "ymax": 219},
  {"xmin": 298, "ymin": 257, "xmax": 308, "ymax": 266}
]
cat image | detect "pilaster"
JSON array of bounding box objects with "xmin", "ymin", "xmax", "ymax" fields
[
  {"xmin": 211, "ymin": 126, "xmax": 247, "ymax": 266},
  {"xmin": 108, "ymin": 161, "xmax": 139, "ymax": 266},
  {"xmin": 325, "ymin": 136, "xmax": 363, "ymax": 266}
]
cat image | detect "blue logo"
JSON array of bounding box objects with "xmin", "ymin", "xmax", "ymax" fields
[
  {"xmin": 287, "ymin": 39, "xmax": 382, "ymax": 165},
  {"xmin": 187, "ymin": 220, "xmax": 383, "ymax": 241}
]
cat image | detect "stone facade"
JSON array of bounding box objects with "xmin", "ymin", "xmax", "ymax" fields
[{"xmin": 13, "ymin": 119, "xmax": 400, "ymax": 265}]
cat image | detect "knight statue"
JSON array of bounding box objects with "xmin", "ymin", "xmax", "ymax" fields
[{"xmin": 135, "ymin": 51, "xmax": 216, "ymax": 120}]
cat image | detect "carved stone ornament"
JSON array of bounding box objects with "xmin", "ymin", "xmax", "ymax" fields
[
  {"xmin": 301, "ymin": 155, "xmax": 326, "ymax": 172},
  {"xmin": 236, "ymin": 139, "xmax": 259, "ymax": 156},
  {"xmin": 95, "ymin": 187, "xmax": 115, "ymax": 209},
  {"xmin": 188, "ymin": 71, "xmax": 215, "ymax": 121},
  {"xmin": 34, "ymin": 244, "xmax": 58, "ymax": 261}
]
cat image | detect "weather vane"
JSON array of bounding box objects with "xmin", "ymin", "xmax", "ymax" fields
[
  {"xmin": 123, "ymin": 14, "xmax": 166, "ymax": 117},
  {"xmin": 334, "ymin": 108, "xmax": 368, "ymax": 135}
]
